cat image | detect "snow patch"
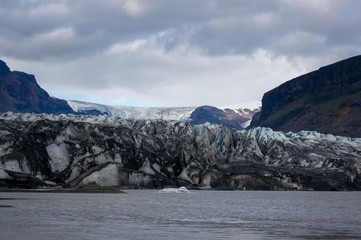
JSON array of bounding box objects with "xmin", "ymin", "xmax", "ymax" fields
[{"xmin": 220, "ymin": 100, "xmax": 261, "ymax": 111}]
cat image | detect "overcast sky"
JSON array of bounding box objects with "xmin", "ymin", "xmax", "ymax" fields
[{"xmin": 1, "ymin": 0, "xmax": 361, "ymax": 107}]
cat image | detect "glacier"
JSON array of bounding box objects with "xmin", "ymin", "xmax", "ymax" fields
[
  {"xmin": 0, "ymin": 112, "xmax": 360, "ymax": 190},
  {"xmin": 67, "ymin": 100, "xmax": 197, "ymax": 121}
]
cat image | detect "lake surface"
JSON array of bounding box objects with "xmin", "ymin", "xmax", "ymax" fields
[{"xmin": 1, "ymin": 190, "xmax": 361, "ymax": 240}]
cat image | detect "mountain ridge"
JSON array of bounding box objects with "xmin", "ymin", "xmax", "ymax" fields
[
  {"xmin": 0, "ymin": 60, "xmax": 75, "ymax": 114},
  {"xmin": 250, "ymin": 55, "xmax": 361, "ymax": 137}
]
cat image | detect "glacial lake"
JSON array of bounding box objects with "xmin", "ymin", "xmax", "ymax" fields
[{"xmin": 1, "ymin": 190, "xmax": 361, "ymax": 240}]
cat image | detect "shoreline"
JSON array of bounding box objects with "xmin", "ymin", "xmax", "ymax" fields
[{"xmin": 0, "ymin": 186, "xmax": 125, "ymax": 194}]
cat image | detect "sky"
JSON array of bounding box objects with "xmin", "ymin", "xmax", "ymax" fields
[{"xmin": 1, "ymin": 0, "xmax": 361, "ymax": 107}]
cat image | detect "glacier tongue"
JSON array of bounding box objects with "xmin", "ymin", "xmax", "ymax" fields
[{"xmin": 0, "ymin": 112, "xmax": 360, "ymax": 190}]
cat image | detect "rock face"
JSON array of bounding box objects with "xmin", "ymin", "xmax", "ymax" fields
[
  {"xmin": 1, "ymin": 113, "xmax": 360, "ymax": 190},
  {"xmin": 250, "ymin": 55, "xmax": 361, "ymax": 138},
  {"xmin": 0, "ymin": 60, "xmax": 75, "ymax": 114}
]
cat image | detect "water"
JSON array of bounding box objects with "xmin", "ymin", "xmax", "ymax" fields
[{"xmin": 1, "ymin": 190, "xmax": 361, "ymax": 240}]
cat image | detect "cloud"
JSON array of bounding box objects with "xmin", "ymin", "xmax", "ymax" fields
[
  {"xmin": 123, "ymin": 0, "xmax": 145, "ymax": 18},
  {"xmin": 3, "ymin": 37, "xmax": 309, "ymax": 107},
  {"xmin": 272, "ymin": 31, "xmax": 327, "ymax": 55},
  {"xmin": 1, "ymin": 0, "xmax": 361, "ymax": 107}
]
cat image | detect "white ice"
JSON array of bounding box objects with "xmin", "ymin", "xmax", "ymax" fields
[
  {"xmin": 0, "ymin": 169, "xmax": 10, "ymax": 179},
  {"xmin": 158, "ymin": 186, "xmax": 190, "ymax": 193}
]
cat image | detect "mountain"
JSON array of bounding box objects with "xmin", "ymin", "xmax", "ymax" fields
[
  {"xmin": 190, "ymin": 105, "xmax": 259, "ymax": 129},
  {"xmin": 67, "ymin": 100, "xmax": 261, "ymax": 130},
  {"xmin": 0, "ymin": 59, "xmax": 259, "ymax": 130},
  {"xmin": 250, "ymin": 55, "xmax": 361, "ymax": 138},
  {"xmin": 0, "ymin": 60, "xmax": 75, "ymax": 114},
  {"xmin": 1, "ymin": 113, "xmax": 360, "ymax": 190}
]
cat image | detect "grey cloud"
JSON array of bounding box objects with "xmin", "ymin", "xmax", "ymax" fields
[
  {"xmin": 1, "ymin": 0, "xmax": 361, "ymax": 107},
  {"xmin": 2, "ymin": 0, "xmax": 361, "ymax": 59}
]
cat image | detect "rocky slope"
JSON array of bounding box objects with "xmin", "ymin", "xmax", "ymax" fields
[
  {"xmin": 0, "ymin": 60, "xmax": 75, "ymax": 114},
  {"xmin": 1, "ymin": 113, "xmax": 360, "ymax": 190},
  {"xmin": 250, "ymin": 55, "xmax": 361, "ymax": 138}
]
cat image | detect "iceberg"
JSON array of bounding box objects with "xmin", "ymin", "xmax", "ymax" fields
[{"xmin": 158, "ymin": 186, "xmax": 190, "ymax": 193}]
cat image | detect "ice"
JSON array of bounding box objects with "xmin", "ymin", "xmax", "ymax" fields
[
  {"xmin": 67, "ymin": 100, "xmax": 196, "ymax": 121},
  {"xmin": 65, "ymin": 166, "xmax": 81, "ymax": 184},
  {"xmin": 0, "ymin": 142, "xmax": 12, "ymax": 155},
  {"xmin": 240, "ymin": 119, "xmax": 252, "ymax": 128},
  {"xmin": 44, "ymin": 180, "xmax": 57, "ymax": 186},
  {"xmin": 0, "ymin": 160, "xmax": 22, "ymax": 172},
  {"xmin": 140, "ymin": 159, "xmax": 156, "ymax": 176},
  {"xmin": 80, "ymin": 164, "xmax": 120, "ymax": 187},
  {"xmin": 0, "ymin": 169, "xmax": 10, "ymax": 179},
  {"xmin": 46, "ymin": 143, "xmax": 70, "ymax": 172},
  {"xmin": 1, "ymin": 112, "xmax": 361, "ymax": 183},
  {"xmin": 158, "ymin": 186, "xmax": 190, "ymax": 193},
  {"xmin": 125, "ymin": 172, "xmax": 152, "ymax": 187}
]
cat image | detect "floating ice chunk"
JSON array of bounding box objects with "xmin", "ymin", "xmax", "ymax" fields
[{"xmin": 158, "ymin": 186, "xmax": 190, "ymax": 193}]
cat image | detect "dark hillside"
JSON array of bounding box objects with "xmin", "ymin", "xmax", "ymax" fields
[
  {"xmin": 250, "ymin": 55, "xmax": 361, "ymax": 137},
  {"xmin": 0, "ymin": 60, "xmax": 75, "ymax": 114}
]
